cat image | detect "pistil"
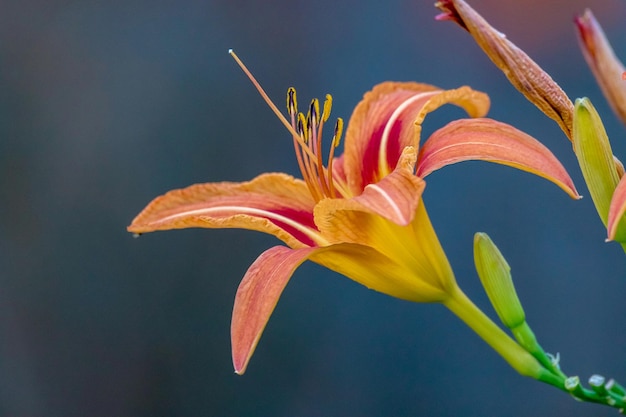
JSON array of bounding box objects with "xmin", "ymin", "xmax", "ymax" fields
[{"xmin": 230, "ymin": 49, "xmax": 346, "ymax": 202}]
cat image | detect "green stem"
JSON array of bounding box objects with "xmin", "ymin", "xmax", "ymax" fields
[
  {"xmin": 510, "ymin": 322, "xmax": 566, "ymax": 379},
  {"xmin": 442, "ymin": 286, "xmax": 565, "ymax": 388}
]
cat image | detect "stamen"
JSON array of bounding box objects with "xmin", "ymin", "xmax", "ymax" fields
[
  {"xmin": 298, "ymin": 113, "xmax": 307, "ymax": 141},
  {"xmin": 322, "ymin": 95, "xmax": 332, "ymax": 123},
  {"xmin": 289, "ymin": 100, "xmax": 317, "ymax": 201},
  {"xmin": 229, "ymin": 50, "xmax": 346, "ymax": 201},
  {"xmin": 309, "ymin": 98, "xmax": 332, "ymax": 197},
  {"xmin": 287, "ymin": 87, "xmax": 298, "ymax": 117},
  {"xmin": 310, "ymin": 99, "xmax": 320, "ymax": 126},
  {"xmin": 327, "ymin": 118, "xmax": 344, "ymax": 197},
  {"xmin": 333, "ymin": 118, "xmax": 344, "ymax": 148},
  {"xmin": 298, "ymin": 111, "xmax": 323, "ymax": 200}
]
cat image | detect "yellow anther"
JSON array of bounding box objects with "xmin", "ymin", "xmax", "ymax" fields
[
  {"xmin": 322, "ymin": 94, "xmax": 333, "ymax": 123},
  {"xmin": 333, "ymin": 118, "xmax": 344, "ymax": 147},
  {"xmin": 297, "ymin": 113, "xmax": 307, "ymax": 142},
  {"xmin": 309, "ymin": 99, "xmax": 320, "ymax": 125},
  {"xmin": 306, "ymin": 115, "xmax": 313, "ymax": 139},
  {"xmin": 286, "ymin": 87, "xmax": 298, "ymax": 116}
]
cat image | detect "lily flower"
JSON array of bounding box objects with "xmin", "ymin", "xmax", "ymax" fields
[
  {"xmin": 128, "ymin": 50, "xmax": 578, "ymax": 375},
  {"xmin": 575, "ymin": 9, "xmax": 626, "ymax": 126}
]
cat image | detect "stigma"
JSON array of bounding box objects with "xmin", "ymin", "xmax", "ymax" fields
[{"xmin": 229, "ymin": 49, "xmax": 347, "ymax": 202}]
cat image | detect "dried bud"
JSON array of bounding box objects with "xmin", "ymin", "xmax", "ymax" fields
[{"xmin": 435, "ymin": 0, "xmax": 574, "ymax": 139}]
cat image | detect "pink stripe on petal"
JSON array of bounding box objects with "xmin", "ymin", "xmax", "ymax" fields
[
  {"xmin": 128, "ymin": 173, "xmax": 321, "ymax": 247},
  {"xmin": 344, "ymin": 82, "xmax": 490, "ymax": 194},
  {"xmin": 352, "ymin": 147, "xmax": 425, "ymax": 226},
  {"xmin": 231, "ymin": 246, "xmax": 318, "ymax": 374},
  {"xmin": 344, "ymin": 82, "xmax": 441, "ymax": 192}
]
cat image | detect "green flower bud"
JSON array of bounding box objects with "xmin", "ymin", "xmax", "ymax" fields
[
  {"xmin": 473, "ymin": 233, "xmax": 525, "ymax": 329},
  {"xmin": 573, "ymin": 98, "xmax": 626, "ymax": 241},
  {"xmin": 473, "ymin": 233, "xmax": 566, "ymax": 377}
]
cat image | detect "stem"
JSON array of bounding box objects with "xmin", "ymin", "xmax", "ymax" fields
[
  {"xmin": 442, "ymin": 286, "xmax": 565, "ymax": 388},
  {"xmin": 510, "ymin": 322, "xmax": 567, "ymax": 379}
]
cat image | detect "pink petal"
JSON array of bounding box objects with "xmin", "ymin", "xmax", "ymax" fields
[
  {"xmin": 607, "ymin": 174, "xmax": 626, "ymax": 241},
  {"xmin": 231, "ymin": 245, "xmax": 318, "ymax": 374},
  {"xmin": 343, "ymin": 82, "xmax": 489, "ymax": 194},
  {"xmin": 417, "ymin": 118, "xmax": 580, "ymax": 199},
  {"xmin": 128, "ymin": 173, "xmax": 320, "ymax": 247}
]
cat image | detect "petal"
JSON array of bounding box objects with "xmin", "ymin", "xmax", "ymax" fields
[
  {"xmin": 310, "ymin": 242, "xmax": 452, "ymax": 303},
  {"xmin": 343, "ymin": 81, "xmax": 490, "ymax": 193},
  {"xmin": 607, "ymin": 174, "xmax": 626, "ymax": 242},
  {"xmin": 416, "ymin": 118, "xmax": 580, "ymax": 199},
  {"xmin": 329, "ymin": 154, "xmax": 349, "ymax": 193},
  {"xmin": 231, "ymin": 245, "xmax": 317, "ymax": 374},
  {"xmin": 351, "ymin": 147, "xmax": 425, "ymax": 226},
  {"xmin": 314, "ymin": 199, "xmax": 456, "ymax": 301},
  {"xmin": 435, "ymin": 0, "xmax": 574, "ymax": 139},
  {"xmin": 575, "ymin": 10, "xmax": 626, "ymax": 126},
  {"xmin": 128, "ymin": 173, "xmax": 322, "ymax": 248}
]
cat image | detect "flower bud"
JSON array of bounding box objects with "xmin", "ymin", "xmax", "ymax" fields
[
  {"xmin": 473, "ymin": 233, "xmax": 524, "ymax": 329},
  {"xmin": 573, "ymin": 98, "xmax": 626, "ymax": 241}
]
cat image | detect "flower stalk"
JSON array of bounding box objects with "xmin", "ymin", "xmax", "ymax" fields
[{"xmin": 442, "ymin": 286, "xmax": 564, "ymax": 387}]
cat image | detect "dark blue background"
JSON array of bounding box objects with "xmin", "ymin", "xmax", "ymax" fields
[{"xmin": 1, "ymin": 0, "xmax": 625, "ymax": 416}]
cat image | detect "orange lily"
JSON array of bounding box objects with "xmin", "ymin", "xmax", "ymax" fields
[{"xmin": 128, "ymin": 51, "xmax": 579, "ymax": 375}]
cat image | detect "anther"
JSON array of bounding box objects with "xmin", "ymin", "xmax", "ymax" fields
[
  {"xmin": 306, "ymin": 114, "xmax": 313, "ymax": 140},
  {"xmin": 297, "ymin": 113, "xmax": 307, "ymax": 140},
  {"xmin": 322, "ymin": 94, "xmax": 333, "ymax": 123},
  {"xmin": 309, "ymin": 99, "xmax": 320, "ymax": 125},
  {"xmin": 333, "ymin": 118, "xmax": 344, "ymax": 147},
  {"xmin": 287, "ymin": 87, "xmax": 298, "ymax": 117}
]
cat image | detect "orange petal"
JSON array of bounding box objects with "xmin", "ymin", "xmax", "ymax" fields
[
  {"xmin": 314, "ymin": 198, "xmax": 456, "ymax": 302},
  {"xmin": 231, "ymin": 245, "xmax": 317, "ymax": 374},
  {"xmin": 417, "ymin": 118, "xmax": 580, "ymax": 199},
  {"xmin": 310, "ymin": 241, "xmax": 452, "ymax": 303},
  {"xmin": 351, "ymin": 147, "xmax": 425, "ymax": 226},
  {"xmin": 435, "ymin": 0, "xmax": 574, "ymax": 139},
  {"xmin": 575, "ymin": 10, "xmax": 626, "ymax": 126},
  {"xmin": 128, "ymin": 173, "xmax": 322, "ymax": 248},
  {"xmin": 607, "ymin": 174, "xmax": 626, "ymax": 241},
  {"xmin": 343, "ymin": 81, "xmax": 489, "ymax": 193}
]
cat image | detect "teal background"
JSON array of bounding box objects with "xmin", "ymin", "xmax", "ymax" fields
[{"xmin": 1, "ymin": 0, "xmax": 626, "ymax": 415}]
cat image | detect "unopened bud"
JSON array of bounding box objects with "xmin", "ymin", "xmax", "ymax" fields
[{"xmin": 473, "ymin": 233, "xmax": 524, "ymax": 329}]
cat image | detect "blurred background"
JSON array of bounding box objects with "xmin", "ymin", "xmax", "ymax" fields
[{"xmin": 1, "ymin": 0, "xmax": 626, "ymax": 416}]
